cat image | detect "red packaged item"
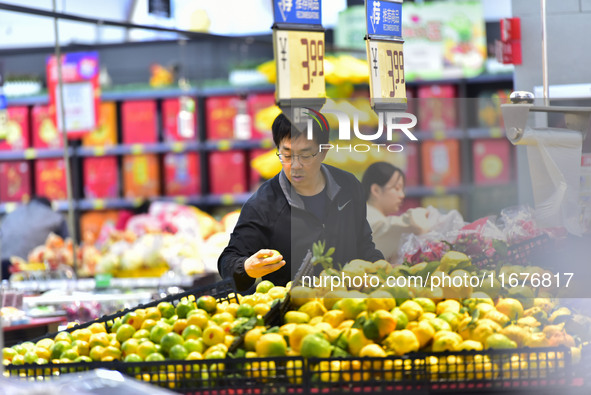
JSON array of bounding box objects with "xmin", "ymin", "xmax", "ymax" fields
[
  {"xmin": 35, "ymin": 159, "xmax": 67, "ymax": 200},
  {"xmin": 248, "ymin": 149, "xmax": 271, "ymax": 190},
  {"xmin": 32, "ymin": 105, "xmax": 62, "ymax": 148},
  {"xmin": 248, "ymin": 93, "xmax": 276, "ymax": 139},
  {"xmin": 0, "ymin": 161, "xmax": 31, "ymax": 202},
  {"xmin": 0, "ymin": 107, "xmax": 30, "ymax": 150},
  {"xmin": 417, "ymin": 85, "xmax": 457, "ymax": 132},
  {"xmin": 209, "ymin": 151, "xmax": 247, "ymax": 194},
  {"xmin": 205, "ymin": 96, "xmax": 239, "ymax": 140},
  {"xmin": 83, "ymin": 157, "xmax": 119, "ymax": 198},
  {"xmin": 121, "ymin": 100, "xmax": 157, "ymax": 144},
  {"xmin": 162, "ymin": 98, "xmax": 198, "ymax": 142},
  {"xmin": 402, "ymin": 142, "xmax": 419, "ymax": 187},
  {"xmin": 82, "ymin": 101, "xmax": 118, "ymax": 147},
  {"xmin": 122, "ymin": 154, "xmax": 160, "ymax": 198},
  {"xmin": 473, "ymin": 139, "xmax": 512, "ymax": 185},
  {"xmin": 163, "ymin": 152, "xmax": 200, "ymax": 196},
  {"xmin": 420, "ymin": 140, "xmax": 461, "ymax": 187}
]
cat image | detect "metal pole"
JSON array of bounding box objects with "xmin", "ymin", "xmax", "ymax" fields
[
  {"xmin": 541, "ymin": 0, "xmax": 549, "ymax": 106},
  {"xmin": 52, "ymin": 0, "xmax": 79, "ymax": 277}
]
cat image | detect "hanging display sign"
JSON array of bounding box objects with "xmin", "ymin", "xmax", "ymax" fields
[
  {"xmin": 366, "ymin": 0, "xmax": 402, "ymax": 39},
  {"xmin": 272, "ymin": 0, "xmax": 326, "ymax": 111},
  {"xmin": 273, "ymin": 0, "xmax": 322, "ymax": 26},
  {"xmin": 46, "ymin": 51, "xmax": 100, "ymax": 139},
  {"xmin": 365, "ymin": 0, "xmax": 406, "ymax": 111}
]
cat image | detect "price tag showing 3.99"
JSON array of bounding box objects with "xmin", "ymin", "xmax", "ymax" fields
[
  {"xmin": 366, "ymin": 39, "xmax": 406, "ymax": 108},
  {"xmin": 274, "ymin": 30, "xmax": 326, "ymax": 102}
]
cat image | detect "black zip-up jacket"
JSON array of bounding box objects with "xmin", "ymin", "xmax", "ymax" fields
[{"xmin": 218, "ymin": 164, "xmax": 384, "ymax": 292}]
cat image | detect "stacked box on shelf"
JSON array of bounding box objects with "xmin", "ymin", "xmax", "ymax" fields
[
  {"xmin": 121, "ymin": 100, "xmax": 160, "ymax": 198},
  {"xmin": 402, "ymin": 142, "xmax": 420, "ymax": 187},
  {"xmin": 209, "ymin": 151, "xmax": 247, "ymax": 195},
  {"xmin": 162, "ymin": 98, "xmax": 200, "ymax": 196},
  {"xmin": 420, "ymin": 140, "xmax": 461, "ymax": 187},
  {"xmin": 205, "ymin": 95, "xmax": 239, "ymax": 140},
  {"xmin": 477, "ymin": 89, "xmax": 512, "ymax": 129},
  {"xmin": 417, "ymin": 85, "xmax": 457, "ymax": 133},
  {"xmin": 83, "ymin": 157, "xmax": 119, "ymax": 198},
  {"xmin": 0, "ymin": 107, "xmax": 31, "ymax": 202},
  {"xmin": 473, "ymin": 138, "xmax": 512, "ymax": 185},
  {"xmin": 82, "ymin": 102, "xmax": 120, "ymax": 199},
  {"xmin": 247, "ymin": 92, "xmax": 276, "ymax": 139},
  {"xmin": 32, "ymin": 105, "xmax": 61, "ymax": 148},
  {"xmin": 82, "ymin": 102, "xmax": 118, "ymax": 146},
  {"xmin": 31, "ymin": 105, "xmax": 66, "ymax": 200},
  {"xmin": 35, "ymin": 159, "xmax": 67, "ymax": 200}
]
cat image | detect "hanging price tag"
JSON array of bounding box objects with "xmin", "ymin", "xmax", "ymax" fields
[
  {"xmin": 366, "ymin": 39, "xmax": 406, "ymax": 108},
  {"xmin": 274, "ymin": 29, "xmax": 326, "ymax": 102},
  {"xmin": 365, "ymin": 0, "xmax": 406, "ymax": 112}
]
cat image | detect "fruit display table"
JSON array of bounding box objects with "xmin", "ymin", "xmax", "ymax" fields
[{"xmin": 3, "ymin": 316, "xmax": 65, "ymax": 347}]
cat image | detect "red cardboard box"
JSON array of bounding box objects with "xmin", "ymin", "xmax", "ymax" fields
[
  {"xmin": 473, "ymin": 139, "xmax": 512, "ymax": 185},
  {"xmin": 162, "ymin": 98, "xmax": 198, "ymax": 142},
  {"xmin": 248, "ymin": 149, "xmax": 271, "ymax": 190},
  {"xmin": 82, "ymin": 102, "xmax": 118, "ymax": 147},
  {"xmin": 209, "ymin": 151, "xmax": 247, "ymax": 194},
  {"xmin": 477, "ymin": 89, "xmax": 512, "ymax": 128},
  {"xmin": 248, "ymin": 93, "xmax": 276, "ymax": 139},
  {"xmin": 0, "ymin": 161, "xmax": 31, "ymax": 202},
  {"xmin": 121, "ymin": 100, "xmax": 157, "ymax": 144},
  {"xmin": 122, "ymin": 154, "xmax": 160, "ymax": 198},
  {"xmin": 0, "ymin": 107, "xmax": 30, "ymax": 150},
  {"xmin": 35, "ymin": 159, "xmax": 67, "ymax": 200},
  {"xmin": 163, "ymin": 152, "xmax": 200, "ymax": 196},
  {"xmin": 417, "ymin": 85, "xmax": 457, "ymax": 132},
  {"xmin": 83, "ymin": 157, "xmax": 119, "ymax": 198},
  {"xmin": 205, "ymin": 96, "xmax": 239, "ymax": 140},
  {"xmin": 32, "ymin": 105, "xmax": 61, "ymax": 148},
  {"xmin": 402, "ymin": 142, "xmax": 419, "ymax": 187},
  {"xmin": 420, "ymin": 140, "xmax": 461, "ymax": 187}
]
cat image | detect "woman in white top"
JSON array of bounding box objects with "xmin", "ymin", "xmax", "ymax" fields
[{"xmin": 362, "ymin": 162, "xmax": 432, "ymax": 263}]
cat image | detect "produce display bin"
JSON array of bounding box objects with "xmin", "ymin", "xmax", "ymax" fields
[
  {"xmin": 24, "ymin": 278, "xmax": 237, "ymax": 344},
  {"xmin": 6, "ymin": 347, "xmax": 579, "ymax": 394}
]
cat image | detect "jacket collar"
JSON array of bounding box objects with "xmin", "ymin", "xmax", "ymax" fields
[{"xmin": 279, "ymin": 165, "xmax": 341, "ymax": 209}]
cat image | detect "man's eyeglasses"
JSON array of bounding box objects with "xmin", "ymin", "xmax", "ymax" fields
[{"xmin": 276, "ymin": 152, "xmax": 319, "ymax": 165}]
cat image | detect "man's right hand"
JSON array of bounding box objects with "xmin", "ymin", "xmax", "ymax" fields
[{"xmin": 244, "ymin": 249, "xmax": 286, "ymax": 279}]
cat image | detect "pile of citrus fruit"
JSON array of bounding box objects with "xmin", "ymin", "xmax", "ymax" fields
[{"xmin": 2, "ymin": 280, "xmax": 287, "ymax": 369}]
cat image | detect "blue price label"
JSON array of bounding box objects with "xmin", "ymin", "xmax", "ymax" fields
[
  {"xmin": 274, "ymin": 0, "xmax": 322, "ymax": 26},
  {"xmin": 366, "ymin": 0, "xmax": 403, "ymax": 38},
  {"xmin": 0, "ymin": 94, "xmax": 6, "ymax": 111}
]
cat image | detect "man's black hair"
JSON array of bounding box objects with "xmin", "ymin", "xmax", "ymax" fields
[{"xmin": 272, "ymin": 113, "xmax": 329, "ymax": 148}]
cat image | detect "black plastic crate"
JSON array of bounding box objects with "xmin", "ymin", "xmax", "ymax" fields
[
  {"xmin": 5, "ymin": 356, "xmax": 307, "ymax": 394},
  {"xmin": 27, "ymin": 277, "xmax": 238, "ymax": 344},
  {"xmin": 307, "ymin": 347, "xmax": 574, "ymax": 394}
]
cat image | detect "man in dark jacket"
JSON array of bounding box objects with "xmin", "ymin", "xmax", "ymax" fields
[{"xmin": 218, "ymin": 113, "xmax": 383, "ymax": 292}]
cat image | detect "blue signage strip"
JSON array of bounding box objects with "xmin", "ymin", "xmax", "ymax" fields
[
  {"xmin": 273, "ymin": 0, "xmax": 322, "ymax": 26},
  {"xmin": 366, "ymin": 0, "xmax": 402, "ymax": 38}
]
